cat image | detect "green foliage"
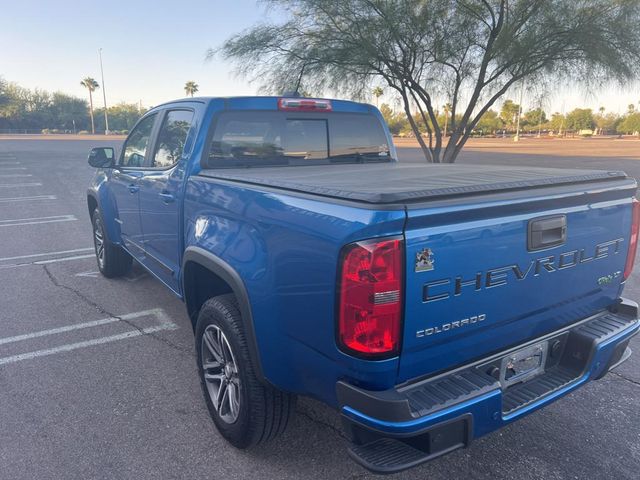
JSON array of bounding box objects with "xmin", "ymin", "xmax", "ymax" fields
[
  {"xmin": 372, "ymin": 86, "xmax": 384, "ymax": 106},
  {"xmin": 500, "ymin": 100, "xmax": 520, "ymax": 129},
  {"xmin": 476, "ymin": 110, "xmax": 503, "ymax": 134},
  {"xmin": 523, "ymin": 108, "xmax": 547, "ymax": 131},
  {"xmin": 549, "ymin": 113, "xmax": 566, "ymax": 133},
  {"xmin": 565, "ymin": 108, "xmax": 595, "ymax": 131},
  {"xmin": 184, "ymin": 81, "xmax": 199, "ymax": 97},
  {"xmin": 0, "ymin": 79, "xmax": 146, "ymax": 133},
  {"xmin": 617, "ymin": 113, "xmax": 640, "ymax": 134},
  {"xmin": 94, "ymin": 103, "xmax": 145, "ymax": 132},
  {"xmin": 0, "ymin": 77, "xmax": 10, "ymax": 110},
  {"xmin": 218, "ymin": 0, "xmax": 640, "ymax": 162},
  {"xmin": 80, "ymin": 77, "xmax": 99, "ymax": 92},
  {"xmin": 594, "ymin": 112, "xmax": 621, "ymax": 134},
  {"xmin": 0, "ymin": 81, "xmax": 91, "ymax": 131},
  {"xmin": 379, "ymin": 103, "xmax": 408, "ymax": 135}
]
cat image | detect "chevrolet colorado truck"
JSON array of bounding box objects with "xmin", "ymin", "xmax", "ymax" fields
[{"xmin": 86, "ymin": 96, "xmax": 640, "ymax": 474}]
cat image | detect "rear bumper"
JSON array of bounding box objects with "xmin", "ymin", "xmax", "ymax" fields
[{"xmin": 338, "ymin": 298, "xmax": 639, "ymax": 474}]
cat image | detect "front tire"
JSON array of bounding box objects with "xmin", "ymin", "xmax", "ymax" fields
[
  {"xmin": 91, "ymin": 208, "xmax": 132, "ymax": 278},
  {"xmin": 195, "ymin": 294, "xmax": 296, "ymax": 448}
]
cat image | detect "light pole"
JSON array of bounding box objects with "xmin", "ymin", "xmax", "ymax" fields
[
  {"xmin": 98, "ymin": 48, "xmax": 110, "ymax": 135},
  {"xmin": 537, "ymin": 97, "xmax": 543, "ymax": 138},
  {"xmin": 514, "ymin": 80, "xmax": 525, "ymax": 142}
]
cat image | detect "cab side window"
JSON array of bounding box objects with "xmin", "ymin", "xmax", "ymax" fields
[
  {"xmin": 121, "ymin": 113, "xmax": 157, "ymax": 167},
  {"xmin": 153, "ymin": 110, "xmax": 194, "ymax": 168}
]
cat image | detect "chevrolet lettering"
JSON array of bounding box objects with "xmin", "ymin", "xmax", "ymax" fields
[{"xmin": 423, "ymin": 239, "xmax": 624, "ymax": 303}]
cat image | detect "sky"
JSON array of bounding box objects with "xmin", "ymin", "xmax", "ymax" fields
[{"xmin": 0, "ymin": 0, "xmax": 638, "ymax": 115}]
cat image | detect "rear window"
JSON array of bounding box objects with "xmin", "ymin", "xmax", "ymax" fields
[{"xmin": 204, "ymin": 111, "xmax": 391, "ymax": 168}]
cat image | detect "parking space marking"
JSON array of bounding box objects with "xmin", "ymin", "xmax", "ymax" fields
[
  {"xmin": 74, "ymin": 269, "xmax": 148, "ymax": 282},
  {"xmin": 0, "ymin": 183, "xmax": 43, "ymax": 188},
  {"xmin": 0, "ymin": 174, "xmax": 32, "ymax": 178},
  {"xmin": 0, "ymin": 309, "xmax": 178, "ymax": 366},
  {"xmin": 0, "ymin": 195, "xmax": 56, "ymax": 203},
  {"xmin": 75, "ymin": 270, "xmax": 100, "ymax": 278},
  {"xmin": 31, "ymin": 254, "xmax": 95, "ymax": 266},
  {"xmin": 0, "ymin": 257, "xmax": 94, "ymax": 269},
  {"xmin": 0, "ymin": 215, "xmax": 77, "ymax": 228},
  {"xmin": 0, "ymin": 167, "xmax": 27, "ymax": 170},
  {"xmin": 0, "ymin": 248, "xmax": 95, "ymax": 269},
  {"xmin": 0, "ymin": 247, "xmax": 92, "ymax": 264}
]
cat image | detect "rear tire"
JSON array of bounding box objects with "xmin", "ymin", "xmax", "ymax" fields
[
  {"xmin": 91, "ymin": 208, "xmax": 132, "ymax": 278},
  {"xmin": 195, "ymin": 294, "xmax": 296, "ymax": 448}
]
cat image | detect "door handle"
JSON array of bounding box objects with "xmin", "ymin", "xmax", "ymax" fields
[
  {"xmin": 128, "ymin": 184, "xmax": 140, "ymax": 194},
  {"xmin": 159, "ymin": 192, "xmax": 175, "ymax": 203}
]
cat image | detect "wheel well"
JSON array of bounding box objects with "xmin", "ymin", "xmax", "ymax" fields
[
  {"xmin": 183, "ymin": 261, "xmax": 234, "ymax": 330},
  {"xmin": 87, "ymin": 195, "xmax": 98, "ymax": 219}
]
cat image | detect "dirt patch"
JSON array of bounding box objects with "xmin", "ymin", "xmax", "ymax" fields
[{"xmin": 394, "ymin": 136, "xmax": 640, "ymax": 159}]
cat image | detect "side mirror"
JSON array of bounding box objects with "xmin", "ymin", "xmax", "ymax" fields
[{"xmin": 88, "ymin": 147, "xmax": 115, "ymax": 168}]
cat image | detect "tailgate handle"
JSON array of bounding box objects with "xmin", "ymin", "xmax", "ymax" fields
[{"xmin": 528, "ymin": 215, "xmax": 567, "ymax": 251}]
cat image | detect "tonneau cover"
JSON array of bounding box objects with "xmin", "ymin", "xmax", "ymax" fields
[{"xmin": 199, "ymin": 163, "xmax": 627, "ymax": 204}]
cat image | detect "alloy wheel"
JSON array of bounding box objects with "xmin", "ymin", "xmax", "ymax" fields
[
  {"xmin": 93, "ymin": 216, "xmax": 105, "ymax": 269},
  {"xmin": 201, "ymin": 325, "xmax": 242, "ymax": 424}
]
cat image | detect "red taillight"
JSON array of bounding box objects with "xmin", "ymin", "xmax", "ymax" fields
[
  {"xmin": 337, "ymin": 238, "xmax": 403, "ymax": 358},
  {"xmin": 278, "ymin": 98, "xmax": 332, "ymax": 112},
  {"xmin": 624, "ymin": 198, "xmax": 640, "ymax": 280}
]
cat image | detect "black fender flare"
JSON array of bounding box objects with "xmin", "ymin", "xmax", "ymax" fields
[{"xmin": 182, "ymin": 246, "xmax": 266, "ymax": 384}]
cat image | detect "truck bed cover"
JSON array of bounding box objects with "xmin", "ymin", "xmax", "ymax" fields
[{"xmin": 199, "ymin": 163, "xmax": 627, "ymax": 204}]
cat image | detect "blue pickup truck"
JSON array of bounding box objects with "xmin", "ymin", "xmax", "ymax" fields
[{"xmin": 87, "ymin": 96, "xmax": 640, "ymax": 474}]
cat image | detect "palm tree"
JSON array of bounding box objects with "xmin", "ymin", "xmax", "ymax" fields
[
  {"xmin": 80, "ymin": 77, "xmax": 99, "ymax": 134},
  {"xmin": 184, "ymin": 81, "xmax": 199, "ymax": 97},
  {"xmin": 443, "ymin": 103, "xmax": 452, "ymax": 138},
  {"xmin": 372, "ymin": 86, "xmax": 384, "ymax": 107}
]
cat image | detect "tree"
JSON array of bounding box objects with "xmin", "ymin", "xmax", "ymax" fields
[
  {"xmin": 617, "ymin": 113, "xmax": 640, "ymax": 135},
  {"xmin": 565, "ymin": 108, "xmax": 594, "ymax": 131},
  {"xmin": 94, "ymin": 103, "xmax": 145, "ymax": 133},
  {"xmin": 476, "ymin": 109, "xmax": 502, "ymax": 134},
  {"xmin": 80, "ymin": 77, "xmax": 99, "ymax": 134},
  {"xmin": 218, "ymin": 0, "xmax": 640, "ymax": 163},
  {"xmin": 379, "ymin": 103, "xmax": 408, "ymax": 135},
  {"xmin": 523, "ymin": 108, "xmax": 546, "ymax": 132},
  {"xmin": 49, "ymin": 93, "xmax": 89, "ymax": 131},
  {"xmin": 594, "ymin": 110, "xmax": 621, "ymax": 135},
  {"xmin": 500, "ymin": 100, "xmax": 520, "ymax": 131},
  {"xmin": 184, "ymin": 81, "xmax": 199, "ymax": 97},
  {"xmin": 0, "ymin": 77, "xmax": 9, "ymax": 110},
  {"xmin": 372, "ymin": 86, "xmax": 383, "ymax": 107},
  {"xmin": 549, "ymin": 113, "xmax": 566, "ymax": 135}
]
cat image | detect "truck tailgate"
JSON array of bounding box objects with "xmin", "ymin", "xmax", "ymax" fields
[{"xmin": 400, "ymin": 177, "xmax": 637, "ymax": 383}]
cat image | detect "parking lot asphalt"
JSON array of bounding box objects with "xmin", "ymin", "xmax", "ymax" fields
[{"xmin": 0, "ymin": 138, "xmax": 638, "ymax": 480}]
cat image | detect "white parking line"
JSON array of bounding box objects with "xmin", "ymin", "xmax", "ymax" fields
[
  {"xmin": 0, "ymin": 195, "xmax": 56, "ymax": 203},
  {"xmin": 0, "ymin": 215, "xmax": 77, "ymax": 227},
  {"xmin": 0, "ymin": 247, "xmax": 93, "ymax": 262},
  {"xmin": 0, "ymin": 167, "xmax": 27, "ymax": 170},
  {"xmin": 0, "ymin": 251, "xmax": 95, "ymax": 269},
  {"xmin": 0, "ymin": 309, "xmax": 178, "ymax": 366},
  {"xmin": 0, "ymin": 174, "xmax": 32, "ymax": 178},
  {"xmin": 32, "ymin": 254, "xmax": 95, "ymax": 265},
  {"xmin": 0, "ymin": 183, "xmax": 43, "ymax": 188}
]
